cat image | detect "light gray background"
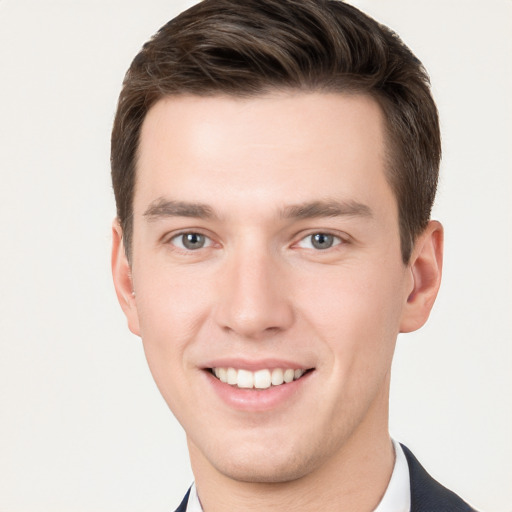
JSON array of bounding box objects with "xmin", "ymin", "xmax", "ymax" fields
[{"xmin": 0, "ymin": 1, "xmax": 510, "ymax": 511}]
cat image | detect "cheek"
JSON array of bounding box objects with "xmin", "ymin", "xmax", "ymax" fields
[
  {"xmin": 295, "ymin": 261, "xmax": 406, "ymax": 368},
  {"xmin": 135, "ymin": 259, "xmax": 211, "ymax": 333},
  {"xmin": 132, "ymin": 265, "xmax": 212, "ymax": 386}
]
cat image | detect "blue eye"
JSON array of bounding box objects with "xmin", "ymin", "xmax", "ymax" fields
[
  {"xmin": 171, "ymin": 232, "xmax": 212, "ymax": 250},
  {"xmin": 297, "ymin": 233, "xmax": 342, "ymax": 250}
]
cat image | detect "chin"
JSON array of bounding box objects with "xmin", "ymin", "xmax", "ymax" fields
[
  {"xmin": 216, "ymin": 460, "xmax": 312, "ymax": 484},
  {"xmin": 206, "ymin": 440, "xmax": 327, "ymax": 484}
]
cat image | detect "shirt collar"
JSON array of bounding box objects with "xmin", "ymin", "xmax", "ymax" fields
[
  {"xmin": 186, "ymin": 482, "xmax": 202, "ymax": 512},
  {"xmin": 373, "ymin": 439, "xmax": 411, "ymax": 512}
]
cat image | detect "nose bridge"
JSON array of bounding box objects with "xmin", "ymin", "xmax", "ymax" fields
[{"xmin": 215, "ymin": 239, "xmax": 293, "ymax": 338}]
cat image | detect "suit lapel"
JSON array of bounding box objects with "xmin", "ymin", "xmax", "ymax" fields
[
  {"xmin": 401, "ymin": 444, "xmax": 477, "ymax": 511},
  {"xmin": 173, "ymin": 487, "xmax": 190, "ymax": 512}
]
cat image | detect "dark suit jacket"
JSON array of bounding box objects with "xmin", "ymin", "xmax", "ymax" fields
[
  {"xmin": 173, "ymin": 444, "xmax": 477, "ymax": 511},
  {"xmin": 401, "ymin": 444, "xmax": 477, "ymax": 511}
]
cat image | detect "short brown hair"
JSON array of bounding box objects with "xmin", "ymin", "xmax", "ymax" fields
[{"xmin": 111, "ymin": 0, "xmax": 441, "ymax": 263}]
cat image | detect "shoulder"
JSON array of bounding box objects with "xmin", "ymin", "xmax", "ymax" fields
[{"xmin": 401, "ymin": 444, "xmax": 478, "ymax": 512}]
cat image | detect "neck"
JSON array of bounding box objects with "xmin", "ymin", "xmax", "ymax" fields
[{"xmin": 188, "ymin": 383, "xmax": 394, "ymax": 512}]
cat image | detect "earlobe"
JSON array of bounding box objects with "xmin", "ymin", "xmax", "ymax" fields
[
  {"xmin": 400, "ymin": 220, "xmax": 443, "ymax": 333},
  {"xmin": 111, "ymin": 219, "xmax": 141, "ymax": 336}
]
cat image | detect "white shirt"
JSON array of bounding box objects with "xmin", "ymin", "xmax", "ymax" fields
[{"xmin": 186, "ymin": 439, "xmax": 410, "ymax": 512}]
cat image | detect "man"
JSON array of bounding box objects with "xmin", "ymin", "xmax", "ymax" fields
[{"xmin": 110, "ymin": 1, "xmax": 476, "ymax": 510}]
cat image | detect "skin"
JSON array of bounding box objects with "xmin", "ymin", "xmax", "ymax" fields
[{"xmin": 112, "ymin": 92, "xmax": 443, "ymax": 511}]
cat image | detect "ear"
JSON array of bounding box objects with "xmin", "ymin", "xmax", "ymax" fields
[
  {"xmin": 400, "ymin": 220, "xmax": 444, "ymax": 333},
  {"xmin": 111, "ymin": 219, "xmax": 140, "ymax": 336}
]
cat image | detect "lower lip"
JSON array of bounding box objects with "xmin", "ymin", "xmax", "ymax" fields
[{"xmin": 204, "ymin": 370, "xmax": 312, "ymax": 412}]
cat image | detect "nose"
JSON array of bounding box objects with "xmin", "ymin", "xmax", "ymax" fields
[{"xmin": 213, "ymin": 246, "xmax": 294, "ymax": 339}]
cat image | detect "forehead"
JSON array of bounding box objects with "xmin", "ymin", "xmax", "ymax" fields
[{"xmin": 135, "ymin": 92, "xmax": 394, "ymax": 218}]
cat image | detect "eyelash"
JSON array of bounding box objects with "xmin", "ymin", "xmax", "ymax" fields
[
  {"xmin": 167, "ymin": 231, "xmax": 215, "ymax": 252},
  {"xmin": 294, "ymin": 232, "xmax": 345, "ymax": 251}
]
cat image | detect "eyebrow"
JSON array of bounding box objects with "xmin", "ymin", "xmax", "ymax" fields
[
  {"xmin": 143, "ymin": 198, "xmax": 217, "ymax": 220},
  {"xmin": 142, "ymin": 198, "xmax": 372, "ymax": 222},
  {"xmin": 280, "ymin": 199, "xmax": 373, "ymax": 220}
]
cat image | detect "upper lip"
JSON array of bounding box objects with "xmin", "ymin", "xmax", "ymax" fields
[{"xmin": 202, "ymin": 358, "xmax": 313, "ymax": 372}]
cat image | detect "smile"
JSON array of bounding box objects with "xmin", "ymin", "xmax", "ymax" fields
[{"xmin": 211, "ymin": 367, "xmax": 308, "ymax": 389}]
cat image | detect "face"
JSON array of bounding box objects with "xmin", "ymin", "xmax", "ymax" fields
[{"xmin": 113, "ymin": 92, "xmax": 439, "ymax": 484}]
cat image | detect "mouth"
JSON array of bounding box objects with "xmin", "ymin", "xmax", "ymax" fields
[{"xmin": 209, "ymin": 367, "xmax": 312, "ymax": 389}]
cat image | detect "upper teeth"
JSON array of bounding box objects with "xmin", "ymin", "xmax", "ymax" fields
[{"xmin": 212, "ymin": 367, "xmax": 306, "ymax": 389}]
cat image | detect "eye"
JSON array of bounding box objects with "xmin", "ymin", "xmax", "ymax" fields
[
  {"xmin": 297, "ymin": 232, "xmax": 342, "ymax": 250},
  {"xmin": 170, "ymin": 232, "xmax": 212, "ymax": 250}
]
